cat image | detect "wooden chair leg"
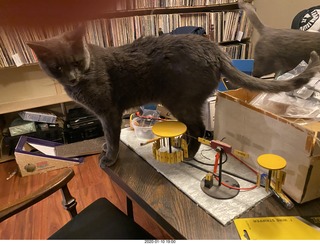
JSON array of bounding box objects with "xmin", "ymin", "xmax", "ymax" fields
[
  {"xmin": 126, "ymin": 197, "xmax": 133, "ymax": 219},
  {"xmin": 60, "ymin": 185, "xmax": 77, "ymax": 218}
]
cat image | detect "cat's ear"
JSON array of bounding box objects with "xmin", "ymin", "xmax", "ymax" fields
[
  {"xmin": 64, "ymin": 25, "xmax": 88, "ymax": 53},
  {"xmin": 65, "ymin": 25, "xmax": 90, "ymax": 69},
  {"xmin": 26, "ymin": 41, "xmax": 51, "ymax": 60},
  {"xmin": 65, "ymin": 25, "xmax": 86, "ymax": 41}
]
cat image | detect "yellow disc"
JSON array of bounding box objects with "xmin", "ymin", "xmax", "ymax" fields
[
  {"xmin": 257, "ymin": 154, "xmax": 287, "ymax": 170},
  {"xmin": 152, "ymin": 121, "xmax": 187, "ymax": 138}
]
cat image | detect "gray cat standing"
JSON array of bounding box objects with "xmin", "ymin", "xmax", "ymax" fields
[
  {"xmin": 27, "ymin": 26, "xmax": 320, "ymax": 168},
  {"xmin": 239, "ymin": 0, "xmax": 320, "ymax": 77}
]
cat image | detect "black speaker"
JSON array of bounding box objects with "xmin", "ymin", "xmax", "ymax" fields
[{"xmin": 64, "ymin": 107, "xmax": 103, "ymax": 143}]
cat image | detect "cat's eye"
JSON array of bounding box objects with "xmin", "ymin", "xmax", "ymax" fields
[{"xmin": 56, "ymin": 66, "xmax": 63, "ymax": 72}]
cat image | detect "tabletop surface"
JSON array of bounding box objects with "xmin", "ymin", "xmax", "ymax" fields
[{"xmin": 103, "ymin": 142, "xmax": 320, "ymax": 240}]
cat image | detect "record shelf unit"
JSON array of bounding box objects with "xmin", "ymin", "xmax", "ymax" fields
[{"xmin": 0, "ymin": 0, "xmax": 253, "ymax": 161}]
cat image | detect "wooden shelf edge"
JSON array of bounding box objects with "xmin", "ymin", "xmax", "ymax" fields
[
  {"xmin": 95, "ymin": 3, "xmax": 239, "ymax": 19},
  {"xmin": 0, "ymin": 2, "xmax": 240, "ymax": 26},
  {"xmin": 0, "ymin": 94, "xmax": 72, "ymax": 114}
]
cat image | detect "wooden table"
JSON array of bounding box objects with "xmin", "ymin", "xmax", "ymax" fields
[{"xmin": 103, "ymin": 142, "xmax": 320, "ymax": 239}]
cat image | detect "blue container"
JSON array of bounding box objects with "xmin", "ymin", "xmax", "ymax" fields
[{"xmin": 218, "ymin": 59, "xmax": 254, "ymax": 91}]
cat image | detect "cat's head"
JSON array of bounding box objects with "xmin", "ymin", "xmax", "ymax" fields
[{"xmin": 27, "ymin": 25, "xmax": 90, "ymax": 87}]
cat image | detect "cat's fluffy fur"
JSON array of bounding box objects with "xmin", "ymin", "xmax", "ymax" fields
[
  {"xmin": 27, "ymin": 26, "xmax": 320, "ymax": 168},
  {"xmin": 239, "ymin": 0, "xmax": 320, "ymax": 77}
]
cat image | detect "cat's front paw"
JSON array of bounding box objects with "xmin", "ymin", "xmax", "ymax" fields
[
  {"xmin": 99, "ymin": 152, "xmax": 118, "ymax": 168},
  {"xmin": 186, "ymin": 140, "xmax": 201, "ymax": 161}
]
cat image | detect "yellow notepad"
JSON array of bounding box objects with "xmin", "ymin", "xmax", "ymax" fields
[{"xmin": 234, "ymin": 216, "xmax": 320, "ymax": 240}]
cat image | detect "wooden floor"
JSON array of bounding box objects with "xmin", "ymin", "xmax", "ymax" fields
[{"xmin": 0, "ymin": 154, "xmax": 167, "ymax": 240}]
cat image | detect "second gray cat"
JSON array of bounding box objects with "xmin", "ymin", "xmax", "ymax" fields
[{"xmin": 239, "ymin": 0, "xmax": 320, "ymax": 77}]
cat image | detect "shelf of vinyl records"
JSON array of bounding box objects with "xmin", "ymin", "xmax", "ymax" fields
[
  {"xmin": 114, "ymin": 0, "xmax": 239, "ymax": 10},
  {"xmin": 0, "ymin": 3, "xmax": 253, "ymax": 68}
]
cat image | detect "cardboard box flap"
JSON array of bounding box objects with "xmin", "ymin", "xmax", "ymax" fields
[
  {"xmin": 301, "ymin": 156, "xmax": 320, "ymax": 203},
  {"xmin": 15, "ymin": 136, "xmax": 84, "ymax": 163},
  {"xmin": 217, "ymin": 89, "xmax": 320, "ymax": 157},
  {"xmin": 217, "ymin": 89, "xmax": 258, "ymax": 103},
  {"xmin": 301, "ymin": 122, "xmax": 320, "ymax": 156}
]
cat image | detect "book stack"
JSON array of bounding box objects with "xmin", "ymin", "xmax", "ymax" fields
[
  {"xmin": 0, "ymin": 1, "xmax": 253, "ymax": 68},
  {"xmin": 116, "ymin": 0, "xmax": 239, "ymax": 9}
]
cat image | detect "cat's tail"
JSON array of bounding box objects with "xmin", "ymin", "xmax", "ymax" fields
[
  {"xmin": 220, "ymin": 51, "xmax": 320, "ymax": 93},
  {"xmin": 238, "ymin": 0, "xmax": 266, "ymax": 34}
]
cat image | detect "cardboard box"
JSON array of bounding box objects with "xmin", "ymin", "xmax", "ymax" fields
[
  {"xmin": 19, "ymin": 110, "xmax": 57, "ymax": 124},
  {"xmin": 15, "ymin": 136, "xmax": 83, "ymax": 177},
  {"xmin": 202, "ymin": 95, "xmax": 216, "ymax": 132},
  {"xmin": 214, "ymin": 88, "xmax": 320, "ymax": 203}
]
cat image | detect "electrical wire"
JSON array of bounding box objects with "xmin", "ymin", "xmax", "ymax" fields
[
  {"xmin": 230, "ymin": 151, "xmax": 258, "ymax": 174},
  {"xmin": 197, "ymin": 147, "xmax": 228, "ymax": 166},
  {"xmin": 185, "ymin": 151, "xmax": 258, "ymax": 191},
  {"xmin": 193, "ymin": 154, "xmax": 227, "ymax": 166},
  {"xmin": 200, "ymin": 147, "xmax": 213, "ymax": 160},
  {"xmin": 216, "ymin": 176, "xmax": 257, "ymax": 191},
  {"xmin": 184, "ymin": 134, "xmax": 260, "ymax": 191},
  {"xmin": 214, "ymin": 150, "xmax": 259, "ymax": 191},
  {"xmin": 182, "ymin": 160, "xmax": 217, "ymax": 176},
  {"xmin": 183, "ymin": 159, "xmax": 259, "ymax": 190}
]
